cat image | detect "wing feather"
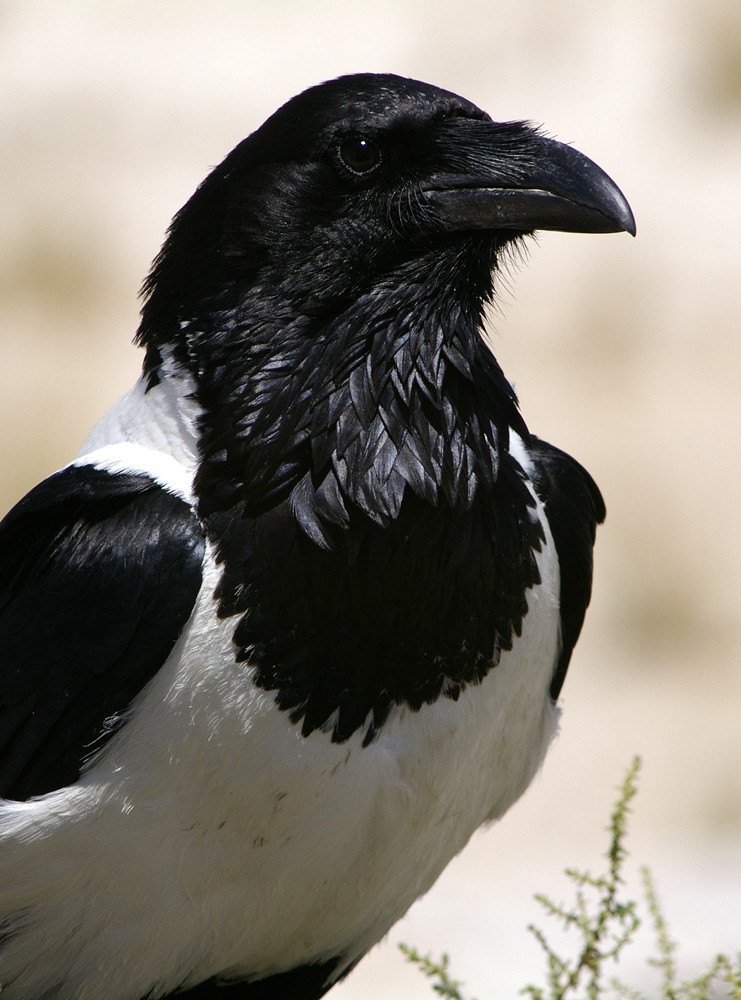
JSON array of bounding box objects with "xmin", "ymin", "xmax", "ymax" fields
[
  {"xmin": 0, "ymin": 464, "xmax": 205, "ymax": 800},
  {"xmin": 528, "ymin": 437, "xmax": 606, "ymax": 699}
]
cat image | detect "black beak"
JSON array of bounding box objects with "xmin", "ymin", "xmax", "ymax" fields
[{"xmin": 422, "ymin": 129, "xmax": 636, "ymax": 237}]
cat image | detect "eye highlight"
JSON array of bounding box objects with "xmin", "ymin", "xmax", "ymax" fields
[{"xmin": 335, "ymin": 135, "xmax": 382, "ymax": 176}]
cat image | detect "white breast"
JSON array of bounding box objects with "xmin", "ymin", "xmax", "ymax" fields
[{"xmin": 0, "ymin": 393, "xmax": 562, "ymax": 998}]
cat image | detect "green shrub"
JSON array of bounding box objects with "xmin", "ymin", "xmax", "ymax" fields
[{"xmin": 402, "ymin": 757, "xmax": 741, "ymax": 1000}]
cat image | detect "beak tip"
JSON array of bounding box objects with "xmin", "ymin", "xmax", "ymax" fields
[{"xmin": 614, "ymin": 198, "xmax": 637, "ymax": 238}]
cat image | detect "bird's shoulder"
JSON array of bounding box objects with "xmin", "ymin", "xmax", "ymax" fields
[
  {"xmin": 0, "ymin": 458, "xmax": 205, "ymax": 800},
  {"xmin": 526, "ymin": 435, "xmax": 606, "ymax": 698}
]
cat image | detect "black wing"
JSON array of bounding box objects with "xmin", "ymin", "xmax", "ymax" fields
[
  {"xmin": 528, "ymin": 436, "xmax": 606, "ymax": 700},
  {"xmin": 0, "ymin": 463, "xmax": 205, "ymax": 801}
]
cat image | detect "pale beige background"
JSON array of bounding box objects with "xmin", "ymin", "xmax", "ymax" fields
[{"xmin": 1, "ymin": 1, "xmax": 739, "ymax": 996}]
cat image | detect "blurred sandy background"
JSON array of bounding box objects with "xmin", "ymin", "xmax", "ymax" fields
[{"xmin": 1, "ymin": 1, "xmax": 739, "ymax": 995}]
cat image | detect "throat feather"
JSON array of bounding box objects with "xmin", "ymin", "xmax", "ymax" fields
[{"xmin": 194, "ymin": 281, "xmax": 541, "ymax": 742}]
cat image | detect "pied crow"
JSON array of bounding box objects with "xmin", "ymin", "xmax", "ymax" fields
[{"xmin": 0, "ymin": 73, "xmax": 634, "ymax": 999}]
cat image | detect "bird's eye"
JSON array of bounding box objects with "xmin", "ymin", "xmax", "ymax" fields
[{"xmin": 336, "ymin": 136, "xmax": 382, "ymax": 176}]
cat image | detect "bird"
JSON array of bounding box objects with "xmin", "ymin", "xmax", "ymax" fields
[{"xmin": 0, "ymin": 73, "xmax": 634, "ymax": 1000}]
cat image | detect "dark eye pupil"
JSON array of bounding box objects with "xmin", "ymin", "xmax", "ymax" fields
[{"xmin": 338, "ymin": 136, "xmax": 381, "ymax": 175}]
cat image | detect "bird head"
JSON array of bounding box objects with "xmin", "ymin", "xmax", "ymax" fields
[
  {"xmin": 138, "ymin": 73, "xmax": 633, "ymax": 365},
  {"xmin": 135, "ymin": 74, "xmax": 633, "ymax": 528}
]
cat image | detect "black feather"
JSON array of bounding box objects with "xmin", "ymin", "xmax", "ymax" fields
[
  {"xmin": 0, "ymin": 466, "xmax": 204, "ymax": 800},
  {"xmin": 528, "ymin": 437, "xmax": 606, "ymax": 698}
]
